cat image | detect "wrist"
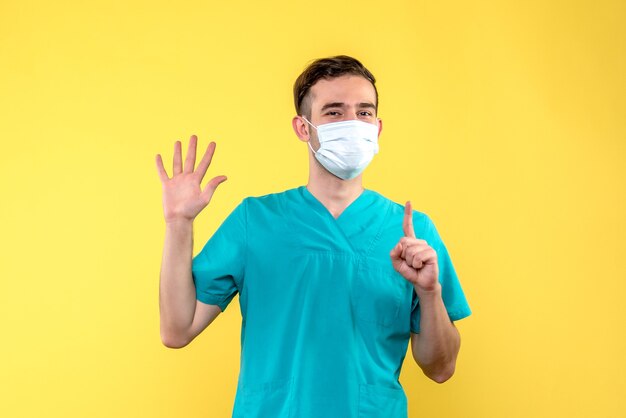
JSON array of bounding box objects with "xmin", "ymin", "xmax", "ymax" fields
[
  {"xmin": 414, "ymin": 282, "xmax": 442, "ymax": 300},
  {"xmin": 165, "ymin": 217, "xmax": 194, "ymax": 230}
]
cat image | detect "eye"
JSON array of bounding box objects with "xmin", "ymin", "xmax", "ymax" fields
[
  {"xmin": 359, "ymin": 111, "xmax": 374, "ymax": 117},
  {"xmin": 325, "ymin": 111, "xmax": 341, "ymax": 116}
]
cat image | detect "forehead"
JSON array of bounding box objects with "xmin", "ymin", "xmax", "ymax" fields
[{"xmin": 308, "ymin": 75, "xmax": 376, "ymax": 110}]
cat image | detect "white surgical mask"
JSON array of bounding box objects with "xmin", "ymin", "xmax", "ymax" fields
[{"xmin": 302, "ymin": 116, "xmax": 379, "ymax": 180}]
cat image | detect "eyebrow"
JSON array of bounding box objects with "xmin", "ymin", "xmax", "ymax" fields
[{"xmin": 320, "ymin": 102, "xmax": 377, "ymax": 111}]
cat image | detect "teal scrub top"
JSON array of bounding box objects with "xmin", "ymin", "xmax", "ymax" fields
[{"xmin": 192, "ymin": 186, "xmax": 471, "ymax": 418}]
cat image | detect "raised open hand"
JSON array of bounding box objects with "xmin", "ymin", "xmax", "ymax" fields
[
  {"xmin": 155, "ymin": 135, "xmax": 227, "ymax": 223},
  {"xmin": 390, "ymin": 201, "xmax": 440, "ymax": 293}
]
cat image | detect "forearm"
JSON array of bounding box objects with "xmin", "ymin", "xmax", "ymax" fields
[
  {"xmin": 412, "ymin": 284, "xmax": 460, "ymax": 383},
  {"xmin": 159, "ymin": 219, "xmax": 196, "ymax": 346}
]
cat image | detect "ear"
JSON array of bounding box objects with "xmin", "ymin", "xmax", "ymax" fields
[
  {"xmin": 292, "ymin": 116, "xmax": 311, "ymax": 143},
  {"xmin": 377, "ymin": 117, "xmax": 383, "ymax": 138}
]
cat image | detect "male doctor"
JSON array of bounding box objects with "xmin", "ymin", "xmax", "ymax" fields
[{"xmin": 157, "ymin": 55, "xmax": 471, "ymax": 418}]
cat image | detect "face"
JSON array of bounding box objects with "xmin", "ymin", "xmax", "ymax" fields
[{"xmin": 292, "ymin": 74, "xmax": 383, "ymax": 150}]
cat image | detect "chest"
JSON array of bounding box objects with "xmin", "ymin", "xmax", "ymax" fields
[{"xmin": 241, "ymin": 209, "xmax": 414, "ymax": 331}]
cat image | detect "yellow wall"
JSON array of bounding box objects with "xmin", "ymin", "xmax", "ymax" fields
[{"xmin": 1, "ymin": 0, "xmax": 624, "ymax": 417}]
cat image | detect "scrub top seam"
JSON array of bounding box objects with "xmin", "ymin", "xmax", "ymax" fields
[
  {"xmin": 361, "ymin": 197, "xmax": 394, "ymax": 261},
  {"xmin": 335, "ymin": 189, "xmax": 382, "ymax": 255},
  {"xmin": 351, "ymin": 197, "xmax": 393, "ymax": 280}
]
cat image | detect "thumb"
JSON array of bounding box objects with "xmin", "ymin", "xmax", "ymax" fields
[
  {"xmin": 202, "ymin": 175, "xmax": 227, "ymax": 203},
  {"xmin": 390, "ymin": 242, "xmax": 402, "ymax": 259}
]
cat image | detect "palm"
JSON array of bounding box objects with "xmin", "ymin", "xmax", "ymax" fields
[{"xmin": 161, "ymin": 173, "xmax": 207, "ymax": 221}]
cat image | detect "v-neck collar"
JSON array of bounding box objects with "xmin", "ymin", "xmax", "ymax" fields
[
  {"xmin": 299, "ymin": 185, "xmax": 372, "ymax": 222},
  {"xmin": 295, "ymin": 185, "xmax": 389, "ymax": 256}
]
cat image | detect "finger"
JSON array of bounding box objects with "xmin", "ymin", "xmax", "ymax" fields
[
  {"xmin": 411, "ymin": 248, "xmax": 437, "ymax": 269},
  {"xmin": 183, "ymin": 135, "xmax": 198, "ymax": 174},
  {"xmin": 390, "ymin": 242, "xmax": 402, "ymax": 260},
  {"xmin": 173, "ymin": 140, "xmax": 183, "ymax": 175},
  {"xmin": 155, "ymin": 154, "xmax": 170, "ymax": 183},
  {"xmin": 403, "ymin": 245, "xmax": 428, "ymax": 269},
  {"xmin": 202, "ymin": 175, "xmax": 227, "ymax": 203},
  {"xmin": 401, "ymin": 238, "xmax": 429, "ymax": 260},
  {"xmin": 403, "ymin": 201, "xmax": 416, "ymax": 238},
  {"xmin": 400, "ymin": 236, "xmax": 428, "ymax": 249},
  {"xmin": 400, "ymin": 237, "xmax": 419, "ymax": 259},
  {"xmin": 411, "ymin": 256, "xmax": 424, "ymax": 269},
  {"xmin": 404, "ymin": 244, "xmax": 423, "ymax": 267},
  {"xmin": 390, "ymin": 243, "xmax": 406, "ymax": 273},
  {"xmin": 195, "ymin": 141, "xmax": 217, "ymax": 182}
]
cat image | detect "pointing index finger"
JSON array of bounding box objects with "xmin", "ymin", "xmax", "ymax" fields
[{"xmin": 403, "ymin": 200, "xmax": 416, "ymax": 238}]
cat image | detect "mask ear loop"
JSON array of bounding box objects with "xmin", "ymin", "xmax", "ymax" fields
[{"xmin": 301, "ymin": 116, "xmax": 318, "ymax": 154}]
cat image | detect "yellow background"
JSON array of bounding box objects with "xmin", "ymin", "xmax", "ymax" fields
[{"xmin": 1, "ymin": 0, "xmax": 625, "ymax": 417}]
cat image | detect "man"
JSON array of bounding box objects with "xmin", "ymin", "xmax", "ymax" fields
[{"xmin": 156, "ymin": 55, "xmax": 471, "ymax": 418}]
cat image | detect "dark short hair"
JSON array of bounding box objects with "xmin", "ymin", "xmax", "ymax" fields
[{"xmin": 293, "ymin": 55, "xmax": 378, "ymax": 118}]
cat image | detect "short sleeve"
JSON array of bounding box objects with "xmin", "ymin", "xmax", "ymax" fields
[
  {"xmin": 191, "ymin": 199, "xmax": 247, "ymax": 312},
  {"xmin": 410, "ymin": 214, "xmax": 471, "ymax": 333}
]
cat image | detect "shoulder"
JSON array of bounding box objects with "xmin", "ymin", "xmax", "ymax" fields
[
  {"xmin": 242, "ymin": 187, "xmax": 300, "ymax": 207},
  {"xmin": 237, "ymin": 187, "xmax": 302, "ymax": 219},
  {"xmin": 365, "ymin": 189, "xmax": 435, "ymax": 240},
  {"xmin": 367, "ymin": 189, "xmax": 433, "ymax": 228}
]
